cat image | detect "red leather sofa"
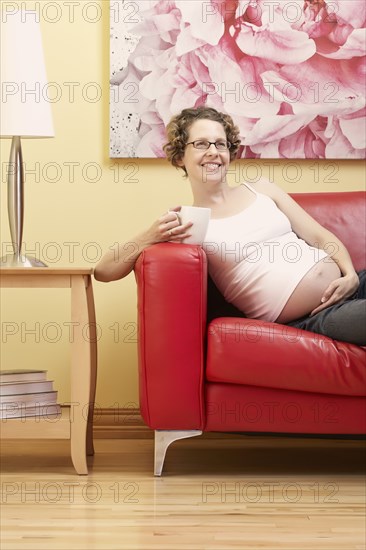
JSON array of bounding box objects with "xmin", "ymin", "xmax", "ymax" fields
[{"xmin": 134, "ymin": 192, "xmax": 366, "ymax": 475}]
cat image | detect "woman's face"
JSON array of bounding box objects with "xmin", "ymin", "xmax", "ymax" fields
[{"xmin": 177, "ymin": 119, "xmax": 230, "ymax": 186}]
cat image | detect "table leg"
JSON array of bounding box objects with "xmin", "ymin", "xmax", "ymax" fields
[
  {"xmin": 86, "ymin": 275, "xmax": 97, "ymax": 456},
  {"xmin": 70, "ymin": 275, "xmax": 91, "ymax": 475}
]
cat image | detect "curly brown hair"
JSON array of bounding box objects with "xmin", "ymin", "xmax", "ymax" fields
[{"xmin": 163, "ymin": 107, "xmax": 241, "ymax": 175}]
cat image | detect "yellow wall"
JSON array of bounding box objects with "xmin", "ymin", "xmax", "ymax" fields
[{"xmin": 1, "ymin": 1, "xmax": 365, "ymax": 409}]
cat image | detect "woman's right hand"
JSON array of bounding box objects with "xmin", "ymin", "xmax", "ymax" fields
[
  {"xmin": 143, "ymin": 207, "xmax": 193, "ymax": 244},
  {"xmin": 94, "ymin": 208, "xmax": 193, "ymax": 282}
]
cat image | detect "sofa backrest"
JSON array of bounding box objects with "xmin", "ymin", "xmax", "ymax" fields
[{"xmin": 292, "ymin": 191, "xmax": 365, "ymax": 271}]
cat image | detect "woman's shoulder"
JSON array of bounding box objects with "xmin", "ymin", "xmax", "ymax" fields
[{"xmin": 246, "ymin": 178, "xmax": 288, "ymax": 201}]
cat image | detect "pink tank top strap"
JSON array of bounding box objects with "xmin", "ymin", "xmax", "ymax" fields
[{"xmin": 241, "ymin": 182, "xmax": 258, "ymax": 195}]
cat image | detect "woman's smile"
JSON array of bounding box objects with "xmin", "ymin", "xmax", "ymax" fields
[{"xmin": 201, "ymin": 162, "xmax": 222, "ymax": 172}]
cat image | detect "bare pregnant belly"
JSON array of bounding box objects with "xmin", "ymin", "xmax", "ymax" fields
[{"xmin": 276, "ymin": 257, "xmax": 342, "ymax": 323}]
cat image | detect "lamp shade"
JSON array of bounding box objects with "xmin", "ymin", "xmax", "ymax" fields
[{"xmin": 0, "ymin": 10, "xmax": 54, "ymax": 137}]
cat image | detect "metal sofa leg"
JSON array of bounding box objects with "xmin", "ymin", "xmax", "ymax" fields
[{"xmin": 154, "ymin": 430, "xmax": 202, "ymax": 476}]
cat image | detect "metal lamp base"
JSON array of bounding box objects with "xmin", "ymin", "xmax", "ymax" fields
[
  {"xmin": 0, "ymin": 254, "xmax": 47, "ymax": 268},
  {"xmin": 2, "ymin": 137, "xmax": 48, "ymax": 269}
]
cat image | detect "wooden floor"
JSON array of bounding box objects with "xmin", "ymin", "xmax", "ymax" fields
[{"xmin": 1, "ymin": 435, "xmax": 365, "ymax": 550}]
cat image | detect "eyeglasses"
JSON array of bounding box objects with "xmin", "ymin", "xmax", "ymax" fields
[{"xmin": 186, "ymin": 139, "xmax": 231, "ymax": 151}]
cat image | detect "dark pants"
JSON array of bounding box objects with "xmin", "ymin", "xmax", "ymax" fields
[{"xmin": 285, "ymin": 270, "xmax": 366, "ymax": 346}]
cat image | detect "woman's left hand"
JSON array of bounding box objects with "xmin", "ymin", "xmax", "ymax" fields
[{"xmin": 310, "ymin": 273, "xmax": 359, "ymax": 316}]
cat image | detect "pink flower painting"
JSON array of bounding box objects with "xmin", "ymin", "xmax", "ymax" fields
[{"xmin": 110, "ymin": 0, "xmax": 366, "ymax": 158}]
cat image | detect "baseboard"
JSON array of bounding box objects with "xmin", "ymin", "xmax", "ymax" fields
[
  {"xmin": 93, "ymin": 408, "xmax": 153, "ymax": 439},
  {"xmin": 92, "ymin": 408, "xmax": 242, "ymax": 440},
  {"xmin": 93, "ymin": 409, "xmax": 366, "ymax": 441}
]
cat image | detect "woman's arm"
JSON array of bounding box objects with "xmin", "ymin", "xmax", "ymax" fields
[
  {"xmin": 94, "ymin": 209, "xmax": 192, "ymax": 282},
  {"xmin": 254, "ymin": 180, "xmax": 359, "ymax": 314}
]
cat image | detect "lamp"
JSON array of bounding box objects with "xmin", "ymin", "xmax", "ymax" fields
[{"xmin": 0, "ymin": 10, "xmax": 54, "ymax": 267}]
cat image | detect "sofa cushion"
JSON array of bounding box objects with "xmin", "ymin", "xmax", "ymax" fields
[{"xmin": 206, "ymin": 318, "xmax": 366, "ymax": 396}]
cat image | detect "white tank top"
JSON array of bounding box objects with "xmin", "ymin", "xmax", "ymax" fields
[{"xmin": 203, "ymin": 183, "xmax": 328, "ymax": 322}]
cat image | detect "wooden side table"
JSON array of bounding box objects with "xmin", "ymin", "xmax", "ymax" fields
[{"xmin": 0, "ymin": 268, "xmax": 97, "ymax": 475}]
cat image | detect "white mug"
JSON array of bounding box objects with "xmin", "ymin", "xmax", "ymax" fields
[{"xmin": 178, "ymin": 206, "xmax": 211, "ymax": 245}]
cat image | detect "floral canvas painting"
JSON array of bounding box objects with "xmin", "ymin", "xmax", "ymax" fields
[{"xmin": 110, "ymin": 0, "xmax": 366, "ymax": 159}]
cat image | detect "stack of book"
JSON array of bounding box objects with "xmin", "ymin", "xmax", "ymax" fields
[{"xmin": 0, "ymin": 370, "xmax": 61, "ymax": 420}]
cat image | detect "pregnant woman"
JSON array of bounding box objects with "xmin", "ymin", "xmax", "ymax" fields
[
  {"xmin": 162, "ymin": 106, "xmax": 365, "ymax": 346},
  {"xmin": 95, "ymin": 106, "xmax": 365, "ymax": 346}
]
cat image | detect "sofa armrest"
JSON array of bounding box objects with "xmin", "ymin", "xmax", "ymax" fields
[{"xmin": 134, "ymin": 243, "xmax": 207, "ymax": 430}]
